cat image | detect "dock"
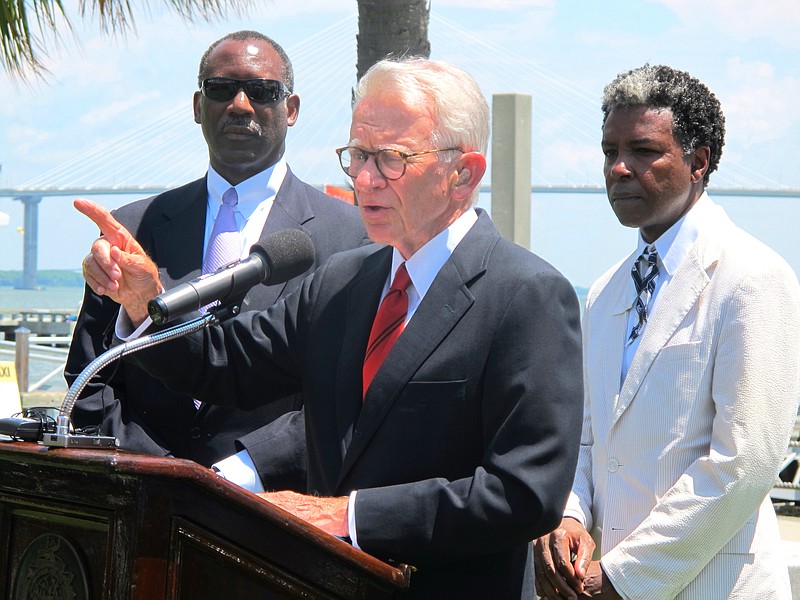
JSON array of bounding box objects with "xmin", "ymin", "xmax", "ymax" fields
[{"xmin": 0, "ymin": 308, "xmax": 76, "ymax": 339}]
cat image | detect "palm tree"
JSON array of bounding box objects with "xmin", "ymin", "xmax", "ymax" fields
[
  {"xmin": 356, "ymin": 0, "xmax": 430, "ymax": 81},
  {"xmin": 0, "ymin": 0, "xmax": 241, "ymax": 78}
]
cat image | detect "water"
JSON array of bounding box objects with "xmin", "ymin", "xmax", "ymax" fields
[{"xmin": 0, "ymin": 286, "xmax": 84, "ymax": 311}]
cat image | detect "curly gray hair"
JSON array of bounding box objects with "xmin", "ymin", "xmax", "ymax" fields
[{"xmin": 602, "ymin": 64, "xmax": 725, "ymax": 186}]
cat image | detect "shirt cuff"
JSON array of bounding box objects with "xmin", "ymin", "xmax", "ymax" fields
[
  {"xmin": 115, "ymin": 307, "xmax": 154, "ymax": 340},
  {"xmin": 212, "ymin": 449, "xmax": 266, "ymax": 493},
  {"xmin": 562, "ymin": 507, "xmax": 587, "ymax": 528},
  {"xmin": 348, "ymin": 490, "xmax": 360, "ymax": 549}
]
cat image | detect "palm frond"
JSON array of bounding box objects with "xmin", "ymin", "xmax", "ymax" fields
[
  {"xmin": 0, "ymin": 0, "xmax": 68, "ymax": 77},
  {"xmin": 1, "ymin": 0, "xmax": 250, "ymax": 80}
]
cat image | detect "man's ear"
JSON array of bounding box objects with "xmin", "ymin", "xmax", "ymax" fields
[
  {"xmin": 286, "ymin": 94, "xmax": 300, "ymax": 127},
  {"xmin": 451, "ymin": 152, "xmax": 487, "ymax": 201},
  {"xmin": 193, "ymin": 91, "xmax": 202, "ymax": 125},
  {"xmin": 690, "ymin": 146, "xmax": 710, "ymax": 184}
]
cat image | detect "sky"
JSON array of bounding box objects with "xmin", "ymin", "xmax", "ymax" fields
[{"xmin": 0, "ymin": 0, "xmax": 799, "ymax": 288}]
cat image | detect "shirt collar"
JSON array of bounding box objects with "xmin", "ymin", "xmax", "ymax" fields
[
  {"xmin": 391, "ymin": 208, "xmax": 478, "ymax": 298},
  {"xmin": 636, "ymin": 191, "xmax": 713, "ymax": 278},
  {"xmin": 206, "ymin": 159, "xmax": 288, "ymax": 218}
]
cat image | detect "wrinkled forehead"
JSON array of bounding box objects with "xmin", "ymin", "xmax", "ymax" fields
[{"xmin": 350, "ymin": 92, "xmax": 436, "ymax": 147}]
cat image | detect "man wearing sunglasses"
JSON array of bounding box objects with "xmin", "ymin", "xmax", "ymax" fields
[
  {"xmin": 65, "ymin": 31, "xmax": 367, "ymax": 485},
  {"xmin": 75, "ymin": 56, "xmax": 583, "ymax": 599}
]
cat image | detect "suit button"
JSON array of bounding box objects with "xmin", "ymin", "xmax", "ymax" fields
[
  {"xmin": 607, "ymin": 458, "xmax": 619, "ymax": 472},
  {"xmin": 189, "ymin": 427, "xmax": 202, "ymax": 439}
]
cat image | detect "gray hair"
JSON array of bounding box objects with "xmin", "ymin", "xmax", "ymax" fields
[
  {"xmin": 602, "ymin": 64, "xmax": 725, "ymax": 186},
  {"xmin": 197, "ymin": 31, "xmax": 294, "ymax": 92},
  {"xmin": 353, "ymin": 57, "xmax": 490, "ymax": 156}
]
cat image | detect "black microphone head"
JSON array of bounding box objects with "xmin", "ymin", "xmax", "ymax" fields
[{"xmin": 250, "ymin": 229, "xmax": 315, "ymax": 285}]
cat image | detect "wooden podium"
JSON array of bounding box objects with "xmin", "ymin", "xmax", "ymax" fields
[{"xmin": 0, "ymin": 442, "xmax": 410, "ymax": 599}]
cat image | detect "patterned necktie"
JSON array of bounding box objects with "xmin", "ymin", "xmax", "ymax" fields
[
  {"xmin": 202, "ymin": 187, "xmax": 240, "ymax": 275},
  {"xmin": 627, "ymin": 245, "xmax": 659, "ymax": 346},
  {"xmin": 362, "ymin": 264, "xmax": 411, "ymax": 397}
]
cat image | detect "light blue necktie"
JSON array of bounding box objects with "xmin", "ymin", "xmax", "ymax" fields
[
  {"xmin": 202, "ymin": 187, "xmax": 240, "ymax": 275},
  {"xmin": 195, "ymin": 187, "xmax": 240, "ymax": 407}
]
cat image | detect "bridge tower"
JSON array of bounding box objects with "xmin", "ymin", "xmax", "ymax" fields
[{"xmin": 15, "ymin": 194, "xmax": 41, "ymax": 290}]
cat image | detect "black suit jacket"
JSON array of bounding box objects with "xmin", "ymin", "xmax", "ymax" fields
[
  {"xmin": 129, "ymin": 210, "xmax": 583, "ymax": 598},
  {"xmin": 65, "ymin": 168, "xmax": 368, "ymax": 472}
]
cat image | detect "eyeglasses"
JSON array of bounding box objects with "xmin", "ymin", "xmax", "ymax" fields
[
  {"xmin": 201, "ymin": 78, "xmax": 290, "ymax": 104},
  {"xmin": 336, "ymin": 146, "xmax": 463, "ymax": 180}
]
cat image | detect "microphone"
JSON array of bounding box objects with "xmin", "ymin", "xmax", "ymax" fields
[{"xmin": 147, "ymin": 229, "xmax": 314, "ymax": 325}]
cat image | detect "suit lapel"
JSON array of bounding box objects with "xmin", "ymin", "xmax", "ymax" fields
[
  {"xmin": 337, "ymin": 213, "xmax": 494, "ymax": 484},
  {"xmin": 615, "ymin": 236, "xmax": 719, "ymax": 423},
  {"xmin": 242, "ymin": 169, "xmax": 315, "ymax": 310},
  {"xmin": 150, "ymin": 178, "xmax": 207, "ymax": 287},
  {"xmin": 592, "ymin": 258, "xmax": 635, "ymax": 420},
  {"xmin": 145, "ymin": 178, "xmax": 208, "ymax": 423},
  {"xmin": 333, "ymin": 249, "xmax": 391, "ymax": 459}
]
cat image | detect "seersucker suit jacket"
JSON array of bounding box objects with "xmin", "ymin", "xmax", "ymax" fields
[
  {"xmin": 128, "ymin": 209, "xmax": 584, "ymax": 599},
  {"xmin": 65, "ymin": 167, "xmax": 368, "ymax": 473},
  {"xmin": 568, "ymin": 199, "xmax": 800, "ymax": 599}
]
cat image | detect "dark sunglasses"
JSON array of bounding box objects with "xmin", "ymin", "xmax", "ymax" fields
[{"xmin": 201, "ymin": 78, "xmax": 290, "ymax": 104}]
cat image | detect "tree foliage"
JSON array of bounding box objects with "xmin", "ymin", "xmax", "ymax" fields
[{"xmin": 0, "ymin": 0, "xmax": 244, "ymax": 78}]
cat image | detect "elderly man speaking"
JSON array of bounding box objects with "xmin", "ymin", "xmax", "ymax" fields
[{"xmin": 75, "ymin": 57, "xmax": 583, "ymax": 599}]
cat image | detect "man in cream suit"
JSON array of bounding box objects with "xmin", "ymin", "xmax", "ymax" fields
[{"xmin": 534, "ymin": 64, "xmax": 800, "ymax": 599}]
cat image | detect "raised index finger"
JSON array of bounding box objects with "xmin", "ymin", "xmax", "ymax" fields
[{"xmin": 73, "ymin": 198, "xmax": 135, "ymax": 250}]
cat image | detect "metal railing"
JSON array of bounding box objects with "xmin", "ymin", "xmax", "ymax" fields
[
  {"xmin": 0, "ymin": 328, "xmax": 70, "ymax": 393},
  {"xmin": 2, "ymin": 322, "xmax": 799, "ymax": 503},
  {"xmin": 773, "ymin": 435, "xmax": 800, "ymax": 502}
]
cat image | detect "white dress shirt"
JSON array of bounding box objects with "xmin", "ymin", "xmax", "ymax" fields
[
  {"xmin": 620, "ymin": 192, "xmax": 712, "ymax": 382},
  {"xmin": 204, "ymin": 160, "xmax": 287, "ymax": 260}
]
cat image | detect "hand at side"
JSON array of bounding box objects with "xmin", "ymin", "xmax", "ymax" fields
[{"xmin": 534, "ymin": 517, "xmax": 595, "ymax": 599}]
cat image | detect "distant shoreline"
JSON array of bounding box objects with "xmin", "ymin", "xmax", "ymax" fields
[
  {"xmin": 0, "ymin": 270, "xmax": 84, "ymax": 288},
  {"xmin": 0, "ymin": 270, "xmax": 589, "ymax": 310},
  {"xmin": 0, "ymin": 270, "xmax": 589, "ymax": 290}
]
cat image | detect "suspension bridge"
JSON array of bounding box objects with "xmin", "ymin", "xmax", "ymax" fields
[{"xmin": 1, "ymin": 14, "xmax": 797, "ymax": 288}]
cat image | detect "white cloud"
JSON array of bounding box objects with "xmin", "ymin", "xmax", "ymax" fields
[
  {"xmin": 654, "ymin": 0, "xmax": 800, "ymax": 46},
  {"xmin": 77, "ymin": 92, "xmax": 161, "ymax": 126},
  {"xmin": 721, "ymin": 57, "xmax": 800, "ymax": 146},
  {"xmin": 3, "ymin": 125, "xmax": 52, "ymax": 161}
]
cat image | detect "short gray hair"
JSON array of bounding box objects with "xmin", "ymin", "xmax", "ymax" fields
[{"xmin": 353, "ymin": 57, "xmax": 489, "ymax": 156}]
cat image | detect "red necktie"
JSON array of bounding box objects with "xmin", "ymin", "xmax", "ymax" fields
[{"xmin": 362, "ymin": 264, "xmax": 411, "ymax": 397}]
